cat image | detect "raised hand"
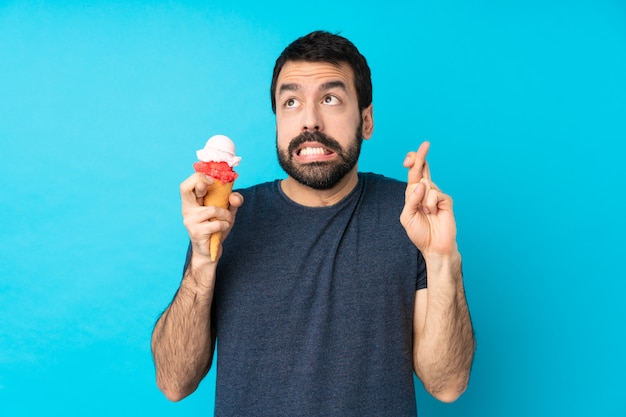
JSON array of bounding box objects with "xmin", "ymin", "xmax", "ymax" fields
[
  {"xmin": 180, "ymin": 173, "xmax": 243, "ymax": 261},
  {"xmin": 400, "ymin": 142, "xmax": 458, "ymax": 257}
]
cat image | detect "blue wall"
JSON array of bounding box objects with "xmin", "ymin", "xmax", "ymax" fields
[{"xmin": 1, "ymin": 1, "xmax": 625, "ymax": 416}]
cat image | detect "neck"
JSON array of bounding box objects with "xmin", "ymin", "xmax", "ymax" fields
[{"xmin": 280, "ymin": 167, "xmax": 359, "ymax": 207}]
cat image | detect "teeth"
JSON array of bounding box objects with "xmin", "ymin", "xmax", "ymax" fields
[{"xmin": 300, "ymin": 147, "xmax": 326, "ymax": 156}]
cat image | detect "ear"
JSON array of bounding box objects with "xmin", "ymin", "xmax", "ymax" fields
[{"xmin": 361, "ymin": 104, "xmax": 374, "ymax": 140}]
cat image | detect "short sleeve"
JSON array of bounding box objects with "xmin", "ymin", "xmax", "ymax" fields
[{"xmin": 416, "ymin": 250, "xmax": 427, "ymax": 291}]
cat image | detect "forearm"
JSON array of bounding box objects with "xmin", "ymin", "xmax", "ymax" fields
[
  {"xmin": 151, "ymin": 254, "xmax": 217, "ymax": 401},
  {"xmin": 414, "ymin": 251, "xmax": 475, "ymax": 402}
]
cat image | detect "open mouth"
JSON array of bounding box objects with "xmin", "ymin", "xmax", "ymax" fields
[{"xmin": 295, "ymin": 142, "xmax": 337, "ymax": 162}]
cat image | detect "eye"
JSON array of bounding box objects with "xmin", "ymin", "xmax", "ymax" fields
[
  {"xmin": 322, "ymin": 95, "xmax": 341, "ymax": 106},
  {"xmin": 284, "ymin": 98, "xmax": 301, "ymax": 109}
]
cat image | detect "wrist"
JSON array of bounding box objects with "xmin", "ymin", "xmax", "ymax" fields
[
  {"xmin": 422, "ymin": 249, "xmax": 462, "ymax": 282},
  {"xmin": 183, "ymin": 251, "xmax": 217, "ymax": 295},
  {"xmin": 422, "ymin": 246, "xmax": 461, "ymax": 266}
]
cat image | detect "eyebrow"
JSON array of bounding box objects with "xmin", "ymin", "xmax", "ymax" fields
[
  {"xmin": 320, "ymin": 80, "xmax": 348, "ymax": 92},
  {"xmin": 278, "ymin": 80, "xmax": 348, "ymax": 95},
  {"xmin": 278, "ymin": 83, "xmax": 301, "ymax": 95}
]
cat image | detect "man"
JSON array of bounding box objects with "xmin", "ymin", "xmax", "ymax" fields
[{"xmin": 152, "ymin": 30, "xmax": 475, "ymax": 416}]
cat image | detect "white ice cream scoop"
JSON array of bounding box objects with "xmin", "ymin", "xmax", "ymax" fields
[{"xmin": 196, "ymin": 134, "xmax": 242, "ymax": 167}]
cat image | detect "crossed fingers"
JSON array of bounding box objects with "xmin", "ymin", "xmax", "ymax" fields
[{"xmin": 404, "ymin": 141, "xmax": 446, "ymax": 215}]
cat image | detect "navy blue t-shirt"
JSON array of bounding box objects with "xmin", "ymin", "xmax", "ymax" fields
[{"xmin": 209, "ymin": 172, "xmax": 426, "ymax": 416}]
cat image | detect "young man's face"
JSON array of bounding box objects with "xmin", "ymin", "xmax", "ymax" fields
[{"xmin": 274, "ymin": 60, "xmax": 373, "ymax": 190}]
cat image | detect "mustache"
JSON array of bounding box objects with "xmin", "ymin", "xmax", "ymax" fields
[{"xmin": 287, "ymin": 131, "xmax": 342, "ymax": 155}]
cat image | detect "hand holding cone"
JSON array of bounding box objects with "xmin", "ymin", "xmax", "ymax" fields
[{"xmin": 193, "ymin": 135, "xmax": 240, "ymax": 261}]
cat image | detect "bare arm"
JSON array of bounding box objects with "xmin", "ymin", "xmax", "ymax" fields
[
  {"xmin": 413, "ymin": 253, "xmax": 474, "ymax": 402},
  {"xmin": 151, "ymin": 173, "xmax": 243, "ymax": 401},
  {"xmin": 151, "ymin": 254, "xmax": 216, "ymax": 401},
  {"xmin": 401, "ymin": 142, "xmax": 475, "ymax": 402}
]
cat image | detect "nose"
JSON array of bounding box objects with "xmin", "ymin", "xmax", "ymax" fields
[{"xmin": 302, "ymin": 105, "xmax": 323, "ymax": 132}]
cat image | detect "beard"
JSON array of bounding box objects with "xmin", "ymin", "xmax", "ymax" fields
[{"xmin": 276, "ymin": 121, "xmax": 364, "ymax": 190}]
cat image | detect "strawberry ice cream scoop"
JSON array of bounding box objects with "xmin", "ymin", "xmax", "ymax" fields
[
  {"xmin": 193, "ymin": 135, "xmax": 241, "ymax": 183},
  {"xmin": 193, "ymin": 161, "xmax": 238, "ymax": 182}
]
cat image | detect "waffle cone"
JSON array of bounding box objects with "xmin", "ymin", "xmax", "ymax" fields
[{"xmin": 202, "ymin": 180, "xmax": 234, "ymax": 261}]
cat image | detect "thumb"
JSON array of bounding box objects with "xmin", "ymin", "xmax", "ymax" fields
[
  {"xmin": 228, "ymin": 192, "xmax": 244, "ymax": 215},
  {"xmin": 402, "ymin": 182, "xmax": 426, "ymax": 221},
  {"xmin": 229, "ymin": 192, "xmax": 244, "ymax": 207}
]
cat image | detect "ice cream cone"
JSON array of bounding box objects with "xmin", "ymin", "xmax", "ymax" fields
[
  {"xmin": 193, "ymin": 134, "xmax": 240, "ymax": 261},
  {"xmin": 203, "ymin": 180, "xmax": 234, "ymax": 261}
]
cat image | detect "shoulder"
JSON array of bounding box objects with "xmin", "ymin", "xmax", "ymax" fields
[
  {"xmin": 235, "ymin": 180, "xmax": 280, "ymax": 200},
  {"xmin": 231, "ymin": 180, "xmax": 285, "ymax": 221},
  {"xmin": 360, "ymin": 172, "xmax": 406, "ymax": 186},
  {"xmin": 359, "ymin": 172, "xmax": 407, "ymax": 198},
  {"xmin": 354, "ymin": 172, "xmax": 408, "ymax": 218}
]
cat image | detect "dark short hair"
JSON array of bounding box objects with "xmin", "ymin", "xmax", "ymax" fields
[{"xmin": 270, "ymin": 31, "xmax": 372, "ymax": 113}]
